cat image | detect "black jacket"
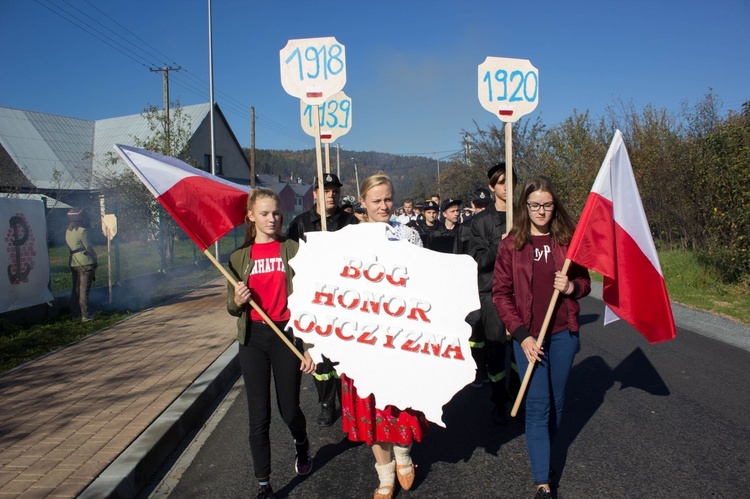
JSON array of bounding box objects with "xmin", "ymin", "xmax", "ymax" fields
[
  {"xmin": 286, "ymin": 207, "xmax": 358, "ymax": 242},
  {"xmin": 429, "ymin": 220, "xmax": 470, "ymax": 254},
  {"xmin": 468, "ymin": 204, "xmax": 508, "ymax": 294}
]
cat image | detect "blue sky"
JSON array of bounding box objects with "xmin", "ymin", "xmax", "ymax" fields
[{"xmin": 1, "ymin": 0, "xmax": 748, "ymax": 158}]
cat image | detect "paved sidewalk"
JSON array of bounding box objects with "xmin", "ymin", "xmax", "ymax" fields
[{"xmin": 0, "ymin": 278, "xmax": 237, "ymax": 498}]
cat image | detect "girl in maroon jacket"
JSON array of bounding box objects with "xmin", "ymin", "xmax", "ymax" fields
[{"xmin": 492, "ymin": 177, "xmax": 590, "ymax": 499}]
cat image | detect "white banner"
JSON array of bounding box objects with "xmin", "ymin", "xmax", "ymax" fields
[
  {"xmin": 287, "ymin": 223, "xmax": 480, "ymax": 427},
  {"xmin": 0, "ymin": 198, "xmax": 53, "ymax": 312}
]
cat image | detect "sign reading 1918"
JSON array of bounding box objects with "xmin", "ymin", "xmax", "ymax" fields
[
  {"xmin": 280, "ymin": 37, "xmax": 347, "ymax": 106},
  {"xmin": 477, "ymin": 56, "xmax": 539, "ymax": 123}
]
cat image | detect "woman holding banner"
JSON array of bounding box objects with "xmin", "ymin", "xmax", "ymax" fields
[
  {"xmin": 341, "ymin": 174, "xmax": 427, "ymax": 499},
  {"xmin": 492, "ymin": 177, "xmax": 590, "ymax": 499},
  {"xmin": 227, "ymin": 188, "xmax": 316, "ymax": 499}
]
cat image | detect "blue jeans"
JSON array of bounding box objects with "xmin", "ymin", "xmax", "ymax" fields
[{"xmin": 513, "ymin": 330, "xmax": 579, "ymax": 485}]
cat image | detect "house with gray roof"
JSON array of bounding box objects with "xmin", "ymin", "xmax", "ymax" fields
[{"xmin": 0, "ymin": 103, "xmax": 251, "ymax": 243}]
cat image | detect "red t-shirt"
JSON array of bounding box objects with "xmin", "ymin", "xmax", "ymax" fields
[
  {"xmin": 530, "ymin": 234, "xmax": 569, "ymax": 337},
  {"xmin": 248, "ymin": 240, "xmax": 290, "ymax": 322}
]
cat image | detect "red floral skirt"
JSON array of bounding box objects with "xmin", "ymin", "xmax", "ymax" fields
[{"xmin": 340, "ymin": 374, "xmax": 429, "ymax": 446}]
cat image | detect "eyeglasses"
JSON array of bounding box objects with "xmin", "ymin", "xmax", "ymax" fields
[{"xmin": 527, "ymin": 202, "xmax": 554, "ymax": 212}]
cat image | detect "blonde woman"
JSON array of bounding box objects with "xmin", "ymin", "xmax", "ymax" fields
[{"xmin": 340, "ymin": 174, "xmax": 427, "ymax": 499}]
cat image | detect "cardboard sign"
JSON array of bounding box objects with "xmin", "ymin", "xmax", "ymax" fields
[
  {"xmin": 287, "ymin": 223, "xmax": 479, "ymax": 427},
  {"xmin": 0, "ymin": 198, "xmax": 53, "ymax": 312}
]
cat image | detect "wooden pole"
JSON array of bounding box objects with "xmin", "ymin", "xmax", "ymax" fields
[
  {"xmin": 202, "ymin": 249, "xmax": 306, "ymax": 362},
  {"xmin": 324, "ymin": 143, "xmax": 331, "ymax": 174},
  {"xmin": 510, "ymin": 258, "xmax": 572, "ymax": 417},
  {"xmin": 312, "ymin": 104, "xmax": 327, "ymax": 231},
  {"xmin": 504, "ymin": 122, "xmax": 514, "ymax": 230}
]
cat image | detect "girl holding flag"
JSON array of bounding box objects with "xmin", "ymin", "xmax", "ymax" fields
[
  {"xmin": 492, "ymin": 177, "xmax": 590, "ymax": 499},
  {"xmin": 341, "ymin": 174, "xmax": 427, "ymax": 499},
  {"xmin": 227, "ymin": 187, "xmax": 315, "ymax": 499}
]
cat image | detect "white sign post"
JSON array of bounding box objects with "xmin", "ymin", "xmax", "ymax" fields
[
  {"xmin": 478, "ymin": 56, "xmax": 539, "ymax": 228},
  {"xmin": 281, "ymin": 37, "xmax": 347, "ymax": 229},
  {"xmin": 101, "ymin": 214, "xmax": 117, "ymax": 303},
  {"xmin": 300, "ymin": 90, "xmax": 353, "ymax": 173}
]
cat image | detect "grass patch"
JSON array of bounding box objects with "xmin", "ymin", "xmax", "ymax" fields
[
  {"xmin": 0, "ymin": 312, "xmax": 128, "ymax": 373},
  {"xmin": 588, "ymin": 250, "xmax": 749, "ymax": 325},
  {"xmin": 659, "ymin": 249, "xmax": 750, "ymax": 324}
]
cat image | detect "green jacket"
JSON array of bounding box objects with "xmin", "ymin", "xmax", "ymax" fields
[{"xmin": 226, "ymin": 237, "xmax": 298, "ymax": 345}]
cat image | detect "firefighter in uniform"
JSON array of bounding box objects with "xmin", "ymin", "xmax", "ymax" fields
[
  {"xmin": 468, "ymin": 162, "xmax": 521, "ymax": 425},
  {"xmin": 412, "ymin": 200, "xmax": 439, "ymax": 247},
  {"xmin": 286, "ymin": 173, "xmax": 357, "ymax": 426}
]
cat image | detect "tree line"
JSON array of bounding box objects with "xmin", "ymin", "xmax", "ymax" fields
[{"xmin": 437, "ymin": 92, "xmax": 748, "ymax": 285}]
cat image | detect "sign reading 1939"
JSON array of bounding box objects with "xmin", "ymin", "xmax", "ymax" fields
[
  {"xmin": 477, "ymin": 56, "xmax": 539, "ymax": 123},
  {"xmin": 280, "ymin": 37, "xmax": 347, "ymax": 106},
  {"xmin": 300, "ymin": 91, "xmax": 352, "ymax": 143}
]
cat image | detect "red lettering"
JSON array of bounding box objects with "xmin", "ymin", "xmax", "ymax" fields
[
  {"xmin": 312, "ymin": 290, "xmax": 335, "ymax": 307},
  {"xmin": 294, "ymin": 314, "xmax": 315, "ymax": 333},
  {"xmin": 357, "ymin": 331, "xmax": 377, "ymax": 345},
  {"xmin": 340, "ymin": 257, "xmax": 362, "ymax": 279},
  {"xmin": 441, "ymin": 344, "xmax": 465, "ymax": 360},
  {"xmin": 420, "ymin": 341, "xmax": 442, "ymax": 356},
  {"xmin": 406, "ymin": 301, "xmax": 431, "ymax": 323},
  {"xmin": 401, "ymin": 339, "xmax": 420, "ymax": 353},
  {"xmin": 386, "ymin": 265, "xmax": 408, "ymax": 287},
  {"xmin": 335, "ymin": 326, "xmax": 354, "ymax": 341},
  {"xmin": 382, "ymin": 334, "xmax": 396, "ymax": 349},
  {"xmin": 315, "ymin": 322, "xmax": 332, "ymax": 336},
  {"xmin": 383, "ymin": 297, "xmax": 406, "ymax": 317},
  {"xmin": 337, "ymin": 290, "xmax": 360, "ymax": 310}
]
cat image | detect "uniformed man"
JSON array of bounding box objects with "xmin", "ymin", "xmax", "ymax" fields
[
  {"xmin": 413, "ymin": 200, "xmax": 440, "ymax": 246},
  {"xmin": 468, "ymin": 162, "xmax": 521, "ymax": 425},
  {"xmin": 430, "ymin": 197, "xmax": 467, "ymax": 254},
  {"xmin": 286, "ymin": 173, "xmax": 357, "ymax": 426}
]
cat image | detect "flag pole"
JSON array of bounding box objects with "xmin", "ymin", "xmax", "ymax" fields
[
  {"xmin": 510, "ymin": 258, "xmax": 572, "ymax": 417},
  {"xmin": 202, "ymin": 249, "xmax": 306, "ymax": 362}
]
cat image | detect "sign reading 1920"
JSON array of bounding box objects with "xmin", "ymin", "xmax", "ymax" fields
[
  {"xmin": 477, "ymin": 56, "xmax": 539, "ymax": 123},
  {"xmin": 280, "ymin": 37, "xmax": 347, "ymax": 106}
]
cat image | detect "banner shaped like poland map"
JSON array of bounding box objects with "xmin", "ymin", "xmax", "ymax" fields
[{"xmin": 287, "ymin": 223, "xmax": 480, "ymax": 427}]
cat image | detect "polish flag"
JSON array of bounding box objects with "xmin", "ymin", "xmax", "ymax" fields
[
  {"xmin": 114, "ymin": 144, "xmax": 249, "ymax": 251},
  {"xmin": 566, "ymin": 130, "xmax": 676, "ymax": 344}
]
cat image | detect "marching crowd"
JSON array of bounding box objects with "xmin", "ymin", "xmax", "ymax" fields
[{"xmin": 227, "ymin": 165, "xmax": 590, "ymax": 499}]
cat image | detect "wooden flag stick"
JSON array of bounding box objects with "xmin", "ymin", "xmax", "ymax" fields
[
  {"xmin": 312, "ymin": 104, "xmax": 327, "ymax": 231},
  {"xmin": 505, "ymin": 122, "xmax": 514, "ymax": 229},
  {"xmin": 202, "ymin": 249, "xmax": 306, "ymax": 362},
  {"xmin": 510, "ymin": 258, "xmax": 572, "ymax": 417}
]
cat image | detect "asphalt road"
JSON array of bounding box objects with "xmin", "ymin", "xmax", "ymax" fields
[{"xmin": 146, "ymin": 295, "xmax": 750, "ymax": 498}]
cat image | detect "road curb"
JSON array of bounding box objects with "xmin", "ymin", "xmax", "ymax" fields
[{"xmin": 78, "ymin": 342, "xmax": 239, "ymax": 499}]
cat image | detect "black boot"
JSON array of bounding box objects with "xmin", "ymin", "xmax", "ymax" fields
[{"xmin": 316, "ymin": 402, "xmax": 336, "ymax": 426}]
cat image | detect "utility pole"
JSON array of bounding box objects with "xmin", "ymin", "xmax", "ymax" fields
[
  {"xmin": 250, "ymin": 106, "xmax": 256, "ymax": 188},
  {"xmin": 352, "ymin": 158, "xmax": 360, "ymax": 198},
  {"xmin": 435, "ymin": 153, "xmax": 441, "ymax": 197},
  {"xmin": 150, "ymin": 66, "xmax": 181, "ymax": 155}
]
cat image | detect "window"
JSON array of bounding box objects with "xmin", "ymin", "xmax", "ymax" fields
[{"xmin": 203, "ymin": 154, "xmax": 223, "ymax": 174}]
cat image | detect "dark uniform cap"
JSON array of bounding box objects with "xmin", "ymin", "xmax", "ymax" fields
[
  {"xmin": 423, "ymin": 200, "xmax": 439, "ymax": 212},
  {"xmin": 487, "ymin": 162, "xmax": 505, "ymax": 179},
  {"xmin": 440, "ymin": 198, "xmax": 462, "ymax": 212},
  {"xmin": 473, "ymin": 188, "xmax": 492, "ymax": 205},
  {"xmin": 314, "ymin": 173, "xmax": 343, "ymax": 189}
]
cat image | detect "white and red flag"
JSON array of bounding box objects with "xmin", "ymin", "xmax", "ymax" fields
[
  {"xmin": 113, "ymin": 144, "xmax": 249, "ymax": 251},
  {"xmin": 566, "ymin": 130, "xmax": 676, "ymax": 344}
]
